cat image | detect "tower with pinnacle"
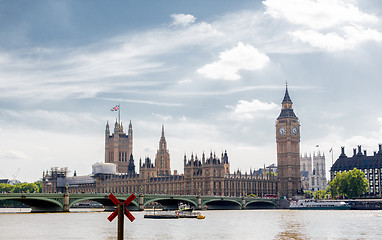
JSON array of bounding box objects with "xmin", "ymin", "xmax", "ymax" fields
[
  {"xmin": 155, "ymin": 125, "xmax": 171, "ymax": 176},
  {"xmin": 105, "ymin": 120, "xmax": 133, "ymax": 173},
  {"xmin": 276, "ymin": 85, "xmax": 301, "ymax": 198}
]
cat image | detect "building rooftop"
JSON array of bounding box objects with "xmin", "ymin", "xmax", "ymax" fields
[{"xmin": 331, "ymin": 145, "xmax": 382, "ymax": 171}]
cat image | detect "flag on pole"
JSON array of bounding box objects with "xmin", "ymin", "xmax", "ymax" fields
[
  {"xmin": 329, "ymin": 147, "xmax": 333, "ymax": 153},
  {"xmin": 111, "ymin": 105, "xmax": 120, "ymax": 111}
]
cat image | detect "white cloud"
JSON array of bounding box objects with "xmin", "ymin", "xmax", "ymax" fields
[
  {"xmin": 290, "ymin": 26, "xmax": 382, "ymax": 51},
  {"xmin": 263, "ymin": 0, "xmax": 382, "ymax": 51},
  {"xmin": 171, "ymin": 14, "xmax": 196, "ymax": 27},
  {"xmin": 0, "ymin": 126, "xmax": 104, "ymax": 182},
  {"xmin": 0, "ymin": 17, "xmax": 223, "ymax": 100},
  {"xmin": 226, "ymin": 99, "xmax": 278, "ymax": 120},
  {"xmin": 178, "ymin": 79, "xmax": 192, "ymax": 84},
  {"xmin": 263, "ymin": 0, "xmax": 378, "ymax": 30},
  {"xmin": 0, "ymin": 150, "xmax": 29, "ymax": 161},
  {"xmin": 152, "ymin": 113, "xmax": 173, "ymax": 121},
  {"xmin": 1, "ymin": 109, "xmax": 102, "ymax": 133},
  {"xmin": 197, "ymin": 42, "xmax": 270, "ymax": 80},
  {"xmin": 100, "ymin": 97, "xmax": 183, "ymax": 107}
]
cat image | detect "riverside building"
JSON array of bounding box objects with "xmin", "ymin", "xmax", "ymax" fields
[
  {"xmin": 330, "ymin": 144, "xmax": 382, "ymax": 197},
  {"xmin": 42, "ymin": 123, "xmax": 277, "ymax": 197}
]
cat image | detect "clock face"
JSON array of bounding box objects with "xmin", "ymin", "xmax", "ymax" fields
[
  {"xmin": 278, "ymin": 126, "xmax": 286, "ymax": 136},
  {"xmin": 292, "ymin": 126, "xmax": 298, "ymax": 135}
]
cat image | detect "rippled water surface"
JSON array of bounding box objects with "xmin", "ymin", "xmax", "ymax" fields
[{"xmin": 0, "ymin": 209, "xmax": 381, "ymax": 240}]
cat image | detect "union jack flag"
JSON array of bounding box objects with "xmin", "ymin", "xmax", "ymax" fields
[{"xmin": 111, "ymin": 105, "xmax": 120, "ymax": 111}]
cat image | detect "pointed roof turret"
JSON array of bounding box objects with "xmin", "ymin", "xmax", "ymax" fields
[
  {"xmin": 158, "ymin": 124, "xmax": 167, "ymax": 150},
  {"xmin": 282, "ymin": 84, "xmax": 293, "ymax": 104},
  {"xmin": 277, "ymin": 84, "xmax": 298, "ymax": 120},
  {"xmin": 128, "ymin": 120, "xmax": 133, "ymax": 136}
]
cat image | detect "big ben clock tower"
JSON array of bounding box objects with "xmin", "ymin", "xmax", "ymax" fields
[{"xmin": 276, "ymin": 85, "xmax": 301, "ymax": 198}]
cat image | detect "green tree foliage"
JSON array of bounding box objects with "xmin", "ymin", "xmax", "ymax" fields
[
  {"xmin": 34, "ymin": 181, "xmax": 42, "ymax": 193},
  {"xmin": 304, "ymin": 190, "xmax": 313, "ymax": 198},
  {"xmin": 13, "ymin": 183, "xmax": 39, "ymax": 193},
  {"xmin": 0, "ymin": 183, "xmax": 39, "ymax": 193},
  {"xmin": 0, "ymin": 183, "xmax": 15, "ymax": 193},
  {"xmin": 313, "ymin": 190, "xmax": 327, "ymax": 199},
  {"xmin": 329, "ymin": 168, "xmax": 369, "ymax": 198}
]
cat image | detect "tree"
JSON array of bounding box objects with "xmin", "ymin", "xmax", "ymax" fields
[
  {"xmin": 304, "ymin": 190, "xmax": 313, "ymax": 198},
  {"xmin": 0, "ymin": 182, "xmax": 40, "ymax": 193},
  {"xmin": 313, "ymin": 190, "xmax": 327, "ymax": 199},
  {"xmin": 34, "ymin": 181, "xmax": 42, "ymax": 193},
  {"xmin": 0, "ymin": 183, "xmax": 15, "ymax": 193},
  {"xmin": 13, "ymin": 183, "xmax": 39, "ymax": 193},
  {"xmin": 329, "ymin": 168, "xmax": 369, "ymax": 198},
  {"xmin": 346, "ymin": 168, "xmax": 369, "ymax": 198}
]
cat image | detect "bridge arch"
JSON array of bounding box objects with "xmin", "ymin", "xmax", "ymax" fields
[
  {"xmin": 69, "ymin": 196, "xmax": 140, "ymax": 211},
  {"xmin": 202, "ymin": 199, "xmax": 242, "ymax": 210},
  {"xmin": 1, "ymin": 196, "xmax": 64, "ymax": 212},
  {"xmin": 144, "ymin": 196, "xmax": 198, "ymax": 210},
  {"xmin": 245, "ymin": 199, "xmax": 277, "ymax": 209}
]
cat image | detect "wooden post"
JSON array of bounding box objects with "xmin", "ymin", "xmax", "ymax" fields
[{"xmin": 118, "ymin": 203, "xmax": 124, "ymax": 240}]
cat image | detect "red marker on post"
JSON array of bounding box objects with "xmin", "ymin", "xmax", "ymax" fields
[{"xmin": 107, "ymin": 193, "xmax": 136, "ymax": 240}]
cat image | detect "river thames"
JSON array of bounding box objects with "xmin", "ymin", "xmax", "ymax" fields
[{"xmin": 0, "ymin": 209, "xmax": 381, "ymax": 239}]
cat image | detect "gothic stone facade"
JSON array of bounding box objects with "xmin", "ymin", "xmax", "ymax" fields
[
  {"xmin": 43, "ymin": 123, "xmax": 277, "ymax": 197},
  {"xmin": 300, "ymin": 152, "xmax": 327, "ymax": 191},
  {"xmin": 105, "ymin": 120, "xmax": 133, "ymax": 173}
]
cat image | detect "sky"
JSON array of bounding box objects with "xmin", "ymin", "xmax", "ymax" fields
[{"xmin": 1, "ymin": 0, "xmax": 382, "ymax": 183}]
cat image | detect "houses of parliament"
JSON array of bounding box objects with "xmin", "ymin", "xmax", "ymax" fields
[{"xmin": 43, "ymin": 87, "xmax": 301, "ymax": 198}]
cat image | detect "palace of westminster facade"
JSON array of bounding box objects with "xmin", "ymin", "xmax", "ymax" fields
[{"xmin": 43, "ymin": 87, "xmax": 303, "ymax": 198}]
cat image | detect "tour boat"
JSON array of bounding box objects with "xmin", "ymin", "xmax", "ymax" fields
[
  {"xmin": 178, "ymin": 203, "xmax": 194, "ymax": 212},
  {"xmin": 144, "ymin": 209, "xmax": 205, "ymax": 219},
  {"xmin": 289, "ymin": 199, "xmax": 351, "ymax": 210}
]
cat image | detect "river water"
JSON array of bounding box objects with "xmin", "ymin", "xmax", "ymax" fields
[{"xmin": 0, "ymin": 208, "xmax": 381, "ymax": 240}]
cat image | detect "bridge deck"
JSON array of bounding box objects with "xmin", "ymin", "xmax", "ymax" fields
[{"xmin": 0, "ymin": 193, "xmax": 278, "ymax": 212}]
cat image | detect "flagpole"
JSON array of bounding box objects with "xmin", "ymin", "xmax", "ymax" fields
[{"xmin": 118, "ymin": 103, "xmax": 121, "ymax": 124}]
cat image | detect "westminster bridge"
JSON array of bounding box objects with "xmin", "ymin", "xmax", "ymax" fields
[{"xmin": 0, "ymin": 193, "xmax": 278, "ymax": 212}]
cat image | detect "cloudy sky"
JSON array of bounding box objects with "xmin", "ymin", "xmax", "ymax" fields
[{"xmin": 1, "ymin": 0, "xmax": 382, "ymax": 183}]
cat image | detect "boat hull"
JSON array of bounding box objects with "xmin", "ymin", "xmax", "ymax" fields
[
  {"xmin": 289, "ymin": 199, "xmax": 351, "ymax": 210},
  {"xmin": 144, "ymin": 211, "xmax": 204, "ymax": 219},
  {"xmin": 290, "ymin": 206, "xmax": 351, "ymax": 210},
  {"xmin": 144, "ymin": 214, "xmax": 178, "ymax": 219}
]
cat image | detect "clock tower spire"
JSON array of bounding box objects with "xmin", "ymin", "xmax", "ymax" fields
[{"xmin": 276, "ymin": 84, "xmax": 301, "ymax": 198}]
